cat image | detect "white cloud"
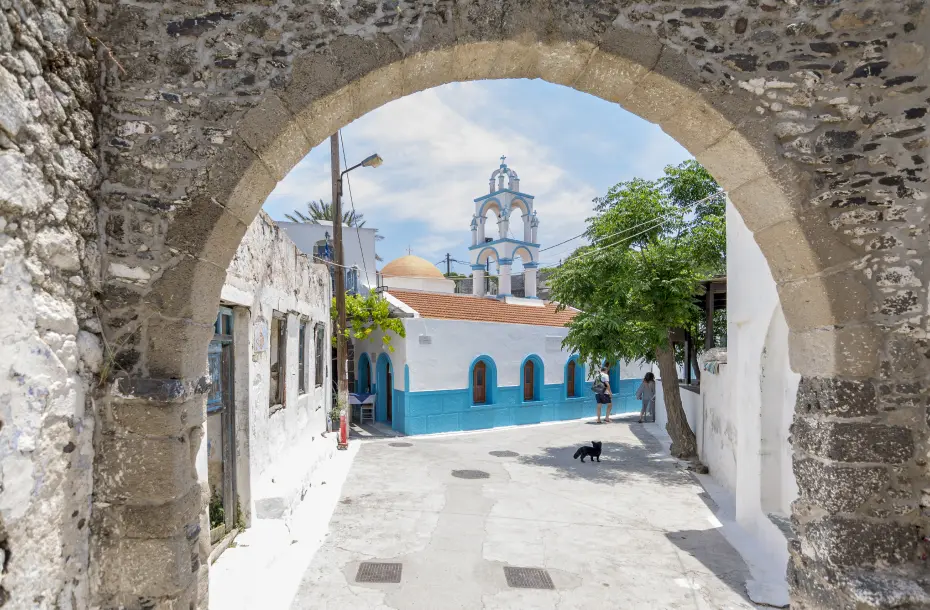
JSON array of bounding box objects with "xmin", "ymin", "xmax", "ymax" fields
[{"xmin": 263, "ymin": 80, "xmax": 690, "ymax": 267}]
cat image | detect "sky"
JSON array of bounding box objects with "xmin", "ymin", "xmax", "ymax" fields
[{"xmin": 262, "ymin": 78, "xmax": 692, "ymax": 276}]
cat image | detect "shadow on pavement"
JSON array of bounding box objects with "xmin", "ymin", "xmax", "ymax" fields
[
  {"xmin": 666, "ymin": 528, "xmax": 754, "ymax": 605},
  {"xmin": 515, "ymin": 424, "xmax": 695, "ymax": 488}
]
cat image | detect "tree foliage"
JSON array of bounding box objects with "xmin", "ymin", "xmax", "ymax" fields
[
  {"xmin": 548, "ymin": 161, "xmax": 725, "ymax": 458},
  {"xmin": 332, "ymin": 293, "xmax": 406, "ymax": 352}
]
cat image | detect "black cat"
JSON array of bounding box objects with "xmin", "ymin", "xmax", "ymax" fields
[{"xmin": 573, "ymin": 441, "xmax": 602, "ymax": 463}]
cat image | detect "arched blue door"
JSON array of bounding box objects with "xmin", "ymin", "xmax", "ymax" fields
[
  {"xmin": 376, "ymin": 353, "xmax": 393, "ymax": 423},
  {"xmin": 357, "ymin": 353, "xmax": 372, "ymax": 393}
]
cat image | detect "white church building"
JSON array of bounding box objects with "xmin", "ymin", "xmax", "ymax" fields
[{"xmin": 353, "ymin": 159, "xmax": 647, "ymax": 435}]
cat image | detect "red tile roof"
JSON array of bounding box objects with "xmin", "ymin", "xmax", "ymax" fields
[{"xmin": 387, "ymin": 290, "xmax": 578, "ymax": 328}]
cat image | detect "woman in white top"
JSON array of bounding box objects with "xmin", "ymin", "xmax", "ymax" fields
[{"xmin": 636, "ymin": 372, "xmax": 656, "ymax": 424}]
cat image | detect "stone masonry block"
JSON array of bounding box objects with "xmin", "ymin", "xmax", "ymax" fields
[
  {"xmin": 145, "ymin": 255, "xmax": 229, "ymax": 326},
  {"xmin": 623, "ymin": 47, "xmax": 701, "ymax": 126},
  {"xmin": 789, "ymin": 325, "xmax": 879, "ymax": 378},
  {"xmin": 805, "ymin": 517, "xmax": 917, "ymax": 568},
  {"xmin": 795, "ymin": 377, "xmax": 878, "ymax": 418},
  {"xmin": 145, "ymin": 317, "xmax": 215, "ymax": 380},
  {"xmin": 196, "ymin": 141, "xmax": 277, "ymax": 227},
  {"xmin": 97, "ymin": 436, "xmax": 196, "ymax": 504},
  {"xmin": 163, "ymin": 200, "xmax": 249, "ymax": 272},
  {"xmin": 778, "ymin": 271, "xmax": 872, "ymax": 330},
  {"xmin": 573, "ymin": 48, "xmax": 651, "ymax": 106},
  {"xmin": 237, "ymin": 93, "xmax": 311, "ymax": 182},
  {"xmin": 487, "ymin": 37, "xmax": 541, "ymax": 81},
  {"xmin": 98, "ymin": 535, "xmax": 193, "ymax": 598},
  {"xmin": 402, "ymin": 47, "xmax": 455, "ymax": 97},
  {"xmin": 794, "ymin": 459, "xmax": 889, "ymax": 513},
  {"xmin": 355, "ymin": 61, "xmax": 404, "ymax": 120},
  {"xmin": 289, "ymin": 85, "xmax": 358, "ymax": 152},
  {"xmin": 96, "ymin": 482, "xmax": 202, "ymax": 539},
  {"xmin": 109, "ymin": 396, "xmax": 206, "ymax": 438},
  {"xmin": 727, "ymin": 171, "xmax": 802, "ymax": 234},
  {"xmin": 755, "ymin": 216, "xmax": 860, "ymax": 283},
  {"xmin": 535, "ymin": 40, "xmax": 596, "ymax": 87},
  {"xmin": 792, "ymin": 418, "xmax": 914, "ymax": 464},
  {"xmin": 452, "ymin": 41, "xmax": 502, "ymax": 82}
]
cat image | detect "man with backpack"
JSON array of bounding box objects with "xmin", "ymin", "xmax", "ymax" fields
[{"xmin": 592, "ymin": 365, "xmax": 612, "ymax": 424}]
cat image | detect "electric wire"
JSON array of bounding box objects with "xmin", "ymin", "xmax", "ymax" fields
[{"xmin": 338, "ymin": 130, "xmax": 372, "ymax": 289}]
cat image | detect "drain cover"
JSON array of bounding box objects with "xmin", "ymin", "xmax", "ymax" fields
[
  {"xmin": 451, "ymin": 469, "xmax": 490, "ymax": 479},
  {"xmin": 489, "ymin": 450, "xmax": 519, "ymax": 457},
  {"xmin": 389, "ymin": 442, "xmax": 413, "ymax": 447},
  {"xmin": 356, "ymin": 562, "xmax": 402, "ymax": 583},
  {"xmin": 504, "ymin": 566, "xmax": 555, "ymax": 590}
]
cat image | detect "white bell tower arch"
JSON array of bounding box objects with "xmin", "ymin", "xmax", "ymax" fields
[{"xmin": 469, "ymin": 156, "xmax": 540, "ymax": 298}]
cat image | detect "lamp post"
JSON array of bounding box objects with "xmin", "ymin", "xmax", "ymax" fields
[{"xmin": 331, "ymin": 133, "xmax": 382, "ymax": 449}]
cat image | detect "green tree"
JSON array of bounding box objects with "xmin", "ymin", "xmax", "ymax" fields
[
  {"xmin": 548, "ymin": 161, "xmax": 725, "ymax": 458},
  {"xmin": 332, "ymin": 293, "xmax": 406, "ymax": 351}
]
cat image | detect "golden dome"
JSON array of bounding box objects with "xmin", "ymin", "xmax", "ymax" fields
[{"xmin": 381, "ymin": 255, "xmax": 445, "ymax": 279}]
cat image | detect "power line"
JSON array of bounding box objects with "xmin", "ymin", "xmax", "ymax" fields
[
  {"xmin": 535, "ymin": 214, "xmax": 674, "ymax": 268},
  {"xmin": 537, "ymin": 189, "xmax": 726, "ymax": 255},
  {"xmin": 338, "ymin": 130, "xmax": 372, "ymax": 290}
]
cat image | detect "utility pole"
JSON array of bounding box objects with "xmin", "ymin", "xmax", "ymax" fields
[
  {"xmin": 445, "ymin": 253, "xmax": 451, "ymax": 276},
  {"xmin": 331, "ymin": 134, "xmax": 349, "ymax": 438}
]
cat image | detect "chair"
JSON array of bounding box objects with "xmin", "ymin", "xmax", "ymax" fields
[{"xmin": 360, "ymin": 403, "xmax": 374, "ymax": 424}]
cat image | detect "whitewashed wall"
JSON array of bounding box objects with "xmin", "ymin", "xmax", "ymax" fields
[
  {"xmin": 205, "ymin": 212, "xmax": 333, "ymax": 523},
  {"xmin": 382, "ymin": 275, "xmax": 456, "ymax": 293},
  {"xmin": 278, "ymin": 220, "xmax": 378, "ymax": 288},
  {"xmin": 403, "ymin": 318, "xmax": 579, "ymax": 390}
]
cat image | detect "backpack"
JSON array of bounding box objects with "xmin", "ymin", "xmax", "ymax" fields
[{"xmin": 592, "ymin": 376, "xmax": 606, "ymax": 394}]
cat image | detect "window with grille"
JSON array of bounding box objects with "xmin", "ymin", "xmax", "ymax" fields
[
  {"xmin": 270, "ymin": 313, "xmax": 287, "ymax": 408},
  {"xmin": 314, "ymin": 323, "xmax": 325, "ymax": 387},
  {"xmin": 298, "ymin": 321, "xmax": 307, "ymax": 395}
]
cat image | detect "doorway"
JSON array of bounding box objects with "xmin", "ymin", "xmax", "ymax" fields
[
  {"xmin": 386, "ymin": 369, "xmax": 393, "ymax": 421},
  {"xmin": 207, "ymin": 307, "xmax": 237, "ymax": 543},
  {"xmin": 376, "ymin": 353, "xmax": 393, "ymax": 423}
]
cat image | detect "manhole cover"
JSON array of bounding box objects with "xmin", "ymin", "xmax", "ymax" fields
[
  {"xmin": 389, "ymin": 442, "xmax": 413, "ymax": 447},
  {"xmin": 451, "ymin": 469, "xmax": 490, "ymax": 479},
  {"xmin": 489, "ymin": 450, "xmax": 519, "ymax": 457},
  {"xmin": 356, "ymin": 562, "xmax": 402, "ymax": 583},
  {"xmin": 504, "ymin": 566, "xmax": 555, "ymax": 590}
]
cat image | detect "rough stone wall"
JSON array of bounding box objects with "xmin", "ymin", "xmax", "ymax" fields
[
  {"xmin": 220, "ymin": 211, "xmax": 332, "ymax": 521},
  {"xmin": 83, "ymin": 0, "xmax": 928, "ymax": 608},
  {"xmin": 0, "ymin": 0, "xmax": 101, "ymax": 607}
]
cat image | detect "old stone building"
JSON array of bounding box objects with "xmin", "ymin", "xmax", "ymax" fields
[
  {"xmin": 0, "ymin": 0, "xmax": 927, "ymax": 608},
  {"xmin": 205, "ymin": 211, "xmax": 332, "ymax": 559}
]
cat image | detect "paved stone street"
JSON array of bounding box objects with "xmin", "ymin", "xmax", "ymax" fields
[{"xmin": 291, "ymin": 418, "xmax": 757, "ymax": 609}]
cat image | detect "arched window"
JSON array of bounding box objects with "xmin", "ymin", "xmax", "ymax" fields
[
  {"xmin": 567, "ymin": 360, "xmax": 577, "ymax": 397},
  {"xmin": 473, "ymin": 361, "xmax": 487, "ymax": 404},
  {"xmin": 523, "ymin": 360, "xmax": 534, "ymax": 401}
]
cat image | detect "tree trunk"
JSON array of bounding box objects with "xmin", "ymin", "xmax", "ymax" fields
[{"xmin": 656, "ymin": 333, "xmax": 698, "ymax": 459}]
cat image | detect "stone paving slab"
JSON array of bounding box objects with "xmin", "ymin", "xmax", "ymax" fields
[{"xmin": 291, "ymin": 417, "xmax": 758, "ymax": 609}]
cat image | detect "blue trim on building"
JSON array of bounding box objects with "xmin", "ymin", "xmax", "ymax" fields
[
  {"xmin": 523, "ymin": 262, "xmax": 539, "ymax": 269},
  {"xmin": 564, "ymin": 355, "xmax": 584, "ymax": 399},
  {"xmin": 356, "ymin": 352, "xmax": 372, "ymax": 393},
  {"xmin": 520, "ymin": 354, "xmax": 544, "ymax": 402},
  {"xmin": 468, "ymin": 355, "xmax": 498, "ymax": 406},
  {"xmin": 469, "ymin": 237, "xmax": 540, "ymax": 251},
  {"xmin": 470, "ymin": 264, "xmax": 486, "ymax": 270},
  {"xmin": 375, "ymin": 353, "xmax": 393, "ymax": 423},
  {"xmin": 474, "ymin": 245, "xmax": 500, "ymax": 264},
  {"xmin": 498, "ymin": 258, "xmax": 513, "ymax": 265},
  {"xmin": 399, "ymin": 378, "xmax": 640, "ymax": 435},
  {"xmin": 474, "ymin": 188, "xmax": 536, "ymax": 203}
]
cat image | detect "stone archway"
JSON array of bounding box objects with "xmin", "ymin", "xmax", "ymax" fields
[{"xmin": 92, "ymin": 2, "xmax": 928, "ymax": 608}]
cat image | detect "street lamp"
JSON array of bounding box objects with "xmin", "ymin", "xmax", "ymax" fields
[{"xmin": 331, "ymin": 135, "xmax": 382, "ymax": 448}]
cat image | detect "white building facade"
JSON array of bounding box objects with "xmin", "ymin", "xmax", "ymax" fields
[
  {"xmin": 352, "ymin": 159, "xmax": 648, "ymax": 436},
  {"xmin": 199, "ymin": 212, "xmax": 333, "ymax": 554},
  {"xmin": 278, "ymin": 220, "xmax": 378, "ymax": 293},
  {"xmin": 653, "ymin": 199, "xmax": 799, "ymax": 604}
]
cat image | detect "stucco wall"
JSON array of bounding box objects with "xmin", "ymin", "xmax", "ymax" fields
[
  {"xmin": 216, "ymin": 212, "xmax": 333, "ymax": 521},
  {"xmin": 382, "ymin": 276, "xmax": 456, "ymax": 293},
  {"xmin": 355, "ymin": 316, "xmax": 644, "ymax": 435},
  {"xmin": 278, "ymin": 220, "xmax": 378, "ymax": 288},
  {"xmin": 0, "ymin": 0, "xmax": 102, "ymax": 605}
]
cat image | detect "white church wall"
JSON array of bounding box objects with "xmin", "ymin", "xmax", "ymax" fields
[{"xmin": 382, "ymin": 275, "xmax": 456, "ymax": 293}]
